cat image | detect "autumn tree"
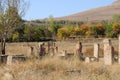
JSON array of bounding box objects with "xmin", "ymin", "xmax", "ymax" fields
[
  {"xmin": 0, "ymin": 0, "xmax": 29, "ymax": 55},
  {"xmin": 57, "ymin": 27, "xmax": 69, "ymax": 39},
  {"xmin": 112, "ymin": 23, "xmax": 120, "ymax": 37},
  {"xmin": 80, "ymin": 24, "xmax": 90, "ymax": 36}
]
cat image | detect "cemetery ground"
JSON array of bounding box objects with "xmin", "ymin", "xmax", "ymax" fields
[
  {"xmin": 0, "ymin": 56, "xmax": 120, "ymax": 80},
  {"xmin": 0, "ymin": 38, "xmax": 120, "ymax": 80}
]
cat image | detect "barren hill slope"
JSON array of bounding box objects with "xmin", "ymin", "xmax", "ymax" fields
[{"xmin": 56, "ymin": 0, "xmax": 120, "ymax": 22}]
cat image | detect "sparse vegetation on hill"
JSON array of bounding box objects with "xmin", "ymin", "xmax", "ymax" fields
[{"xmin": 56, "ymin": 0, "xmax": 120, "ymax": 21}]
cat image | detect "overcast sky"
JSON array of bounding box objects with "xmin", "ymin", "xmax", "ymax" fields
[{"xmin": 23, "ymin": 0, "xmax": 115, "ymax": 20}]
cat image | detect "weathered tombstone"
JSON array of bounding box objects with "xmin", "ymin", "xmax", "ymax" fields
[
  {"xmin": 47, "ymin": 42, "xmax": 50, "ymax": 54},
  {"xmin": 103, "ymin": 39, "xmax": 113, "ymax": 65},
  {"xmin": 50, "ymin": 47, "xmax": 55, "ymax": 56},
  {"xmin": 30, "ymin": 46, "xmax": 34, "ymax": 56},
  {"xmin": 105, "ymin": 46, "xmax": 114, "ymax": 65},
  {"xmin": 62, "ymin": 50, "xmax": 67, "ymax": 56},
  {"xmin": 94, "ymin": 43, "xmax": 99, "ymax": 59},
  {"xmin": 7, "ymin": 56, "xmax": 12, "ymax": 65},
  {"xmin": 54, "ymin": 46, "xmax": 58, "ymax": 54},
  {"xmin": 39, "ymin": 44, "xmax": 43, "ymax": 56},
  {"xmin": 85, "ymin": 57, "xmax": 90, "ymax": 63},
  {"xmin": 39, "ymin": 43, "xmax": 46, "ymax": 57},
  {"xmin": 26, "ymin": 46, "xmax": 32, "ymax": 57},
  {"xmin": 119, "ymin": 35, "xmax": 120, "ymax": 64},
  {"xmin": 75, "ymin": 41, "xmax": 82, "ymax": 57}
]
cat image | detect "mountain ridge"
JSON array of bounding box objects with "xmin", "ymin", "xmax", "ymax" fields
[{"xmin": 54, "ymin": 0, "xmax": 120, "ymax": 22}]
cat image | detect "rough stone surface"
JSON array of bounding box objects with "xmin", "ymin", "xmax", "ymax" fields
[
  {"xmin": 7, "ymin": 56, "xmax": 12, "ymax": 65},
  {"xmin": 94, "ymin": 43, "xmax": 99, "ymax": 58},
  {"xmin": 103, "ymin": 39, "xmax": 113, "ymax": 65},
  {"xmin": 75, "ymin": 41, "xmax": 82, "ymax": 57},
  {"xmin": 105, "ymin": 46, "xmax": 114, "ymax": 65},
  {"xmin": 85, "ymin": 57, "xmax": 90, "ymax": 63}
]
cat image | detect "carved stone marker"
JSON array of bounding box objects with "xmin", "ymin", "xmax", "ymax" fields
[
  {"xmin": 54, "ymin": 46, "xmax": 58, "ymax": 54},
  {"xmin": 47, "ymin": 42, "xmax": 50, "ymax": 53},
  {"xmin": 105, "ymin": 46, "xmax": 114, "ymax": 65},
  {"xmin": 7, "ymin": 56, "xmax": 12, "ymax": 65},
  {"xmin": 39, "ymin": 43, "xmax": 46, "ymax": 56},
  {"xmin": 75, "ymin": 41, "xmax": 82, "ymax": 57},
  {"xmin": 62, "ymin": 50, "xmax": 67, "ymax": 56},
  {"xmin": 103, "ymin": 39, "xmax": 113, "ymax": 65},
  {"xmin": 94, "ymin": 43, "xmax": 99, "ymax": 58},
  {"xmin": 85, "ymin": 57, "xmax": 90, "ymax": 63}
]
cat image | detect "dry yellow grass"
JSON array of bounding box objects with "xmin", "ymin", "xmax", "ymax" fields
[
  {"xmin": 0, "ymin": 39, "xmax": 119, "ymax": 80},
  {"xmin": 0, "ymin": 56, "xmax": 120, "ymax": 80}
]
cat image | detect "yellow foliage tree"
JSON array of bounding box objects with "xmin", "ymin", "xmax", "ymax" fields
[
  {"xmin": 112, "ymin": 23, "xmax": 120, "ymax": 37},
  {"xmin": 80, "ymin": 24, "xmax": 90, "ymax": 36},
  {"xmin": 57, "ymin": 28, "xmax": 69, "ymax": 39}
]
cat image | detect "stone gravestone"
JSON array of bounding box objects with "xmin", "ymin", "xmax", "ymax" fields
[
  {"xmin": 119, "ymin": 35, "xmax": 120, "ymax": 64},
  {"xmin": 50, "ymin": 47, "xmax": 55, "ymax": 56},
  {"xmin": 105, "ymin": 46, "xmax": 114, "ymax": 65},
  {"xmin": 103, "ymin": 39, "xmax": 113, "ymax": 65},
  {"xmin": 54, "ymin": 46, "xmax": 58, "ymax": 54},
  {"xmin": 7, "ymin": 56, "xmax": 12, "ymax": 65},
  {"xmin": 26, "ymin": 46, "xmax": 33, "ymax": 57},
  {"xmin": 75, "ymin": 41, "xmax": 82, "ymax": 57},
  {"xmin": 47, "ymin": 42, "xmax": 50, "ymax": 54},
  {"xmin": 39, "ymin": 43, "xmax": 46, "ymax": 57},
  {"xmin": 94, "ymin": 43, "xmax": 99, "ymax": 59},
  {"xmin": 62, "ymin": 50, "xmax": 67, "ymax": 56},
  {"xmin": 30, "ymin": 46, "xmax": 34, "ymax": 56},
  {"xmin": 85, "ymin": 57, "xmax": 90, "ymax": 63}
]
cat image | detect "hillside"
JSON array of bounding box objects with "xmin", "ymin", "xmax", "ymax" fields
[
  {"xmin": 56, "ymin": 0, "xmax": 120, "ymax": 22},
  {"xmin": 27, "ymin": 0, "xmax": 120, "ymax": 26}
]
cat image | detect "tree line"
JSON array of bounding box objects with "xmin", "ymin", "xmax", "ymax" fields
[{"xmin": 2, "ymin": 14, "xmax": 120, "ymax": 42}]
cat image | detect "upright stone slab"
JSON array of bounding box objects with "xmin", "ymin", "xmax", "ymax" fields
[
  {"xmin": 7, "ymin": 56, "xmax": 12, "ymax": 65},
  {"xmin": 39, "ymin": 43, "xmax": 46, "ymax": 56},
  {"xmin": 85, "ymin": 57, "xmax": 90, "ymax": 63},
  {"xmin": 47, "ymin": 42, "xmax": 50, "ymax": 54},
  {"xmin": 103, "ymin": 39, "xmax": 113, "ymax": 65},
  {"xmin": 54, "ymin": 46, "xmax": 58, "ymax": 54},
  {"xmin": 105, "ymin": 46, "xmax": 114, "ymax": 65},
  {"xmin": 119, "ymin": 35, "xmax": 120, "ymax": 64},
  {"xmin": 75, "ymin": 41, "xmax": 82, "ymax": 56},
  {"xmin": 94, "ymin": 43, "xmax": 99, "ymax": 58},
  {"xmin": 27, "ymin": 46, "xmax": 32, "ymax": 57}
]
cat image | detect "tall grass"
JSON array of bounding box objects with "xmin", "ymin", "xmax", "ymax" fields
[{"xmin": 0, "ymin": 56, "xmax": 120, "ymax": 80}]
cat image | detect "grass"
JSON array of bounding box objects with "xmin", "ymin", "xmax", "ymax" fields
[
  {"xmin": 0, "ymin": 56, "xmax": 120, "ymax": 80},
  {"xmin": 0, "ymin": 39, "xmax": 119, "ymax": 80}
]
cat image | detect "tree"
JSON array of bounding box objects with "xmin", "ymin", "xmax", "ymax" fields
[
  {"xmin": 57, "ymin": 28, "xmax": 69, "ymax": 39},
  {"xmin": 0, "ymin": 0, "xmax": 29, "ymax": 55},
  {"xmin": 112, "ymin": 23, "xmax": 120, "ymax": 37},
  {"xmin": 49, "ymin": 16, "xmax": 61, "ymax": 38},
  {"xmin": 24, "ymin": 25, "xmax": 34, "ymax": 41},
  {"xmin": 105, "ymin": 22, "xmax": 113, "ymax": 38},
  {"xmin": 80, "ymin": 24, "xmax": 90, "ymax": 36}
]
